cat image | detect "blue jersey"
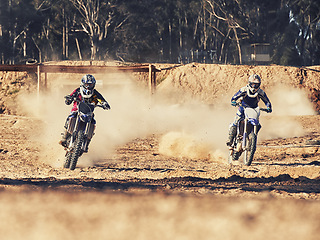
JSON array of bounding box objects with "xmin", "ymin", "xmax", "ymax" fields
[{"xmin": 231, "ymin": 86, "xmax": 272, "ymax": 109}]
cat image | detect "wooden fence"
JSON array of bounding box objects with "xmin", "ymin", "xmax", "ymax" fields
[{"xmin": 0, "ymin": 64, "xmax": 160, "ymax": 94}]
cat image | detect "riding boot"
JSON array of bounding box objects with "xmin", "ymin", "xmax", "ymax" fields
[
  {"xmin": 59, "ymin": 129, "xmax": 70, "ymax": 147},
  {"xmin": 83, "ymin": 139, "xmax": 91, "ymax": 153},
  {"xmin": 226, "ymin": 125, "xmax": 237, "ymax": 146}
]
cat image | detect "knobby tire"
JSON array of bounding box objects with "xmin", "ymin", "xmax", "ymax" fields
[
  {"xmin": 70, "ymin": 130, "xmax": 84, "ymax": 170},
  {"xmin": 243, "ymin": 133, "xmax": 257, "ymax": 166},
  {"xmin": 232, "ymin": 151, "xmax": 240, "ymax": 161},
  {"xmin": 64, "ymin": 151, "xmax": 72, "ymax": 168}
]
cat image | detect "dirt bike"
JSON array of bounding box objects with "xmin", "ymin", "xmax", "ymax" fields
[
  {"xmin": 63, "ymin": 99, "xmax": 104, "ymax": 170},
  {"xmin": 228, "ymin": 103, "xmax": 269, "ymax": 166}
]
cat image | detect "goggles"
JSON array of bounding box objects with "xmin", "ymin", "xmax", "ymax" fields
[
  {"xmin": 83, "ymin": 82, "xmax": 94, "ymax": 89},
  {"xmin": 249, "ymin": 82, "xmax": 260, "ymax": 89}
]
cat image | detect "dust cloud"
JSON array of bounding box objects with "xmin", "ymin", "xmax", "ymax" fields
[
  {"xmin": 259, "ymin": 85, "xmax": 315, "ymax": 140},
  {"xmin": 17, "ymin": 88, "xmax": 71, "ymax": 168},
  {"xmin": 267, "ymin": 85, "xmax": 315, "ymax": 116},
  {"xmin": 157, "ymin": 84, "xmax": 315, "ymax": 160},
  {"xmin": 17, "ymin": 74, "xmax": 315, "ymax": 167},
  {"xmin": 94, "ymin": 76, "xmax": 233, "ymax": 163}
]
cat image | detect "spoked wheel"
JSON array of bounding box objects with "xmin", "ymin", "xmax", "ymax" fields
[
  {"xmin": 243, "ymin": 133, "xmax": 257, "ymax": 166},
  {"xmin": 70, "ymin": 130, "xmax": 84, "ymax": 170}
]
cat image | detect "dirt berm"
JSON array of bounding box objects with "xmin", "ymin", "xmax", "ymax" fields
[{"xmin": 157, "ymin": 63, "xmax": 320, "ymax": 112}]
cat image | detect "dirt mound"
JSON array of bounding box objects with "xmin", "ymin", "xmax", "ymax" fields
[
  {"xmin": 2, "ymin": 62, "xmax": 320, "ymax": 113},
  {"xmin": 0, "ymin": 71, "xmax": 37, "ymax": 114},
  {"xmin": 158, "ymin": 63, "xmax": 320, "ymax": 112},
  {"xmin": 0, "ymin": 60, "xmax": 146, "ymax": 114}
]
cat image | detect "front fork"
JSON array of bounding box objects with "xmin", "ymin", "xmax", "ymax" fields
[
  {"xmin": 242, "ymin": 120, "xmax": 259, "ymax": 150},
  {"xmin": 67, "ymin": 117, "xmax": 79, "ymax": 150},
  {"xmin": 66, "ymin": 115, "xmax": 95, "ymax": 153},
  {"xmin": 82, "ymin": 121, "xmax": 95, "ymax": 152}
]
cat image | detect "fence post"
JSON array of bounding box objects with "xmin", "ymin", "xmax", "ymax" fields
[
  {"xmin": 148, "ymin": 64, "xmax": 156, "ymax": 94},
  {"xmin": 37, "ymin": 64, "xmax": 41, "ymax": 95}
]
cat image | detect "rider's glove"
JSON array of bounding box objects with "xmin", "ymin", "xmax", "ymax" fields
[
  {"xmin": 65, "ymin": 95, "xmax": 73, "ymax": 105},
  {"xmin": 231, "ymin": 100, "xmax": 237, "ymax": 107},
  {"xmin": 267, "ymin": 107, "xmax": 272, "ymax": 113},
  {"xmin": 102, "ymin": 101, "xmax": 111, "ymax": 110}
]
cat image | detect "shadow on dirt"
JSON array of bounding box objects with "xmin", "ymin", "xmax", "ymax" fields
[
  {"xmin": 255, "ymin": 160, "xmax": 320, "ymax": 167},
  {"xmin": 1, "ymin": 174, "xmax": 320, "ymax": 194},
  {"xmin": 94, "ymin": 166, "xmax": 207, "ymax": 173}
]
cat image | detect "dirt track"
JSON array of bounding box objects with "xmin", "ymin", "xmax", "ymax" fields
[
  {"xmin": 1, "ymin": 62, "xmax": 320, "ymax": 239},
  {"xmin": 0, "ymin": 113, "xmax": 320, "ymax": 240}
]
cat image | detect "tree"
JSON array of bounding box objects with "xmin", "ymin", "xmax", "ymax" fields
[
  {"xmin": 0, "ymin": 0, "xmax": 319, "ymax": 65},
  {"xmin": 288, "ymin": 0, "xmax": 320, "ymax": 65},
  {"xmin": 204, "ymin": 0, "xmax": 251, "ymax": 64},
  {"xmin": 68, "ymin": 0, "xmax": 119, "ymax": 60}
]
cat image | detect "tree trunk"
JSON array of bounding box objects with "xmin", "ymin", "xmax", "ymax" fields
[
  {"xmin": 62, "ymin": 9, "xmax": 65, "ymax": 59},
  {"xmin": 233, "ymin": 27, "xmax": 242, "ymax": 64},
  {"xmin": 75, "ymin": 38, "xmax": 82, "ymax": 60},
  {"xmin": 169, "ymin": 20, "xmax": 172, "ymax": 62},
  {"xmin": 203, "ymin": 4, "xmax": 207, "ymax": 51},
  {"xmin": 219, "ymin": 29, "xmax": 231, "ymax": 63},
  {"xmin": 90, "ymin": 37, "xmax": 98, "ymax": 60},
  {"xmin": 66, "ymin": 18, "xmax": 69, "ymax": 59},
  {"xmin": 23, "ymin": 31, "xmax": 27, "ymax": 58}
]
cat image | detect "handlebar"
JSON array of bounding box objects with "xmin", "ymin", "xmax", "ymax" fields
[
  {"xmin": 232, "ymin": 101, "xmax": 270, "ymax": 113},
  {"xmin": 231, "ymin": 102, "xmax": 241, "ymax": 107},
  {"xmin": 65, "ymin": 96, "xmax": 106, "ymax": 109},
  {"xmin": 95, "ymin": 104, "xmax": 105, "ymax": 109}
]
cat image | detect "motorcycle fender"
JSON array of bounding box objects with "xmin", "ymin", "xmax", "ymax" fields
[{"xmin": 77, "ymin": 121, "xmax": 87, "ymax": 132}]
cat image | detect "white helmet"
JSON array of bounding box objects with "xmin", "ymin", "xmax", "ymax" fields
[
  {"xmin": 247, "ymin": 74, "xmax": 261, "ymax": 97},
  {"xmin": 80, "ymin": 74, "xmax": 96, "ymax": 98}
]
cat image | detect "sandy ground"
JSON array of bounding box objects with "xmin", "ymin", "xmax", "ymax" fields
[
  {"xmin": 1, "ymin": 62, "xmax": 320, "ymax": 239},
  {"xmin": 0, "ymin": 113, "xmax": 320, "ymax": 240}
]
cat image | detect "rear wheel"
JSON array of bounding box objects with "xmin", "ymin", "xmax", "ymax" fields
[
  {"xmin": 243, "ymin": 133, "xmax": 257, "ymax": 166},
  {"xmin": 70, "ymin": 130, "xmax": 84, "ymax": 170}
]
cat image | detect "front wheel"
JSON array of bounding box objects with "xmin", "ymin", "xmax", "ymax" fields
[
  {"xmin": 70, "ymin": 130, "xmax": 84, "ymax": 170},
  {"xmin": 64, "ymin": 151, "xmax": 72, "ymax": 168},
  {"xmin": 243, "ymin": 133, "xmax": 257, "ymax": 166}
]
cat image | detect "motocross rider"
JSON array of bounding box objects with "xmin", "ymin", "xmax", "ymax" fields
[
  {"xmin": 226, "ymin": 74, "xmax": 272, "ymax": 147},
  {"xmin": 59, "ymin": 74, "xmax": 110, "ymax": 148}
]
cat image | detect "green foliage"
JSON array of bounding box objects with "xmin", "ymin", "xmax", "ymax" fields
[{"xmin": 0, "ymin": 0, "xmax": 319, "ymax": 65}]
